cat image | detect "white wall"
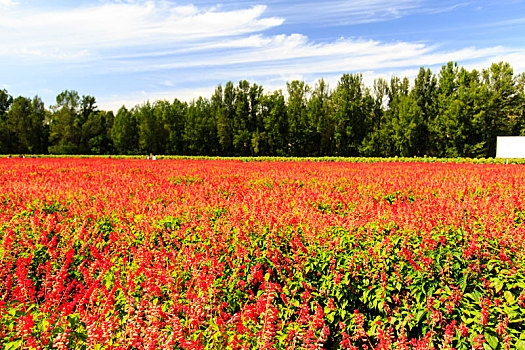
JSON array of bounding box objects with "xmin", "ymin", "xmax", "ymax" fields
[{"xmin": 496, "ymin": 136, "xmax": 525, "ymax": 158}]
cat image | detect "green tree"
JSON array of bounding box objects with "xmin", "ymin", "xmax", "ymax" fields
[
  {"xmin": 478, "ymin": 62, "xmax": 525, "ymax": 156},
  {"xmin": 48, "ymin": 90, "xmax": 81, "ymax": 154},
  {"xmin": 136, "ymin": 102, "xmax": 167, "ymax": 155},
  {"xmin": 0, "ymin": 89, "xmax": 14, "ymax": 153},
  {"xmin": 248, "ymin": 83, "xmax": 264, "ymax": 155},
  {"xmin": 360, "ymin": 78, "xmax": 389, "ymax": 156},
  {"xmin": 260, "ymin": 90, "xmax": 288, "ymax": 155},
  {"xmin": 80, "ymin": 95, "xmax": 97, "ymax": 126},
  {"xmin": 432, "ymin": 62, "xmax": 482, "ymax": 157},
  {"xmin": 390, "ymin": 94, "xmax": 423, "ymax": 156},
  {"xmin": 6, "ymin": 96, "xmax": 48, "ymax": 154},
  {"xmin": 0, "ymin": 89, "xmax": 12, "ymax": 116},
  {"xmin": 362, "ymin": 76, "xmax": 410, "ymax": 157},
  {"xmin": 308, "ymin": 79, "xmax": 334, "ymax": 156},
  {"xmin": 410, "ymin": 67, "xmax": 437, "ymax": 156},
  {"xmin": 216, "ymin": 82, "xmax": 235, "ymax": 155},
  {"xmin": 333, "ymin": 74, "xmax": 373, "ymax": 156},
  {"xmin": 432, "ymin": 62, "xmax": 459, "ymax": 156},
  {"xmin": 81, "ymin": 110, "xmax": 113, "ymax": 154},
  {"xmin": 184, "ymin": 97, "xmax": 218, "ymax": 155},
  {"xmin": 232, "ymin": 80, "xmax": 252, "ymax": 155},
  {"xmin": 162, "ymin": 99, "xmax": 187, "ymax": 155},
  {"xmin": 104, "ymin": 110, "xmax": 115, "ymax": 154},
  {"xmin": 112, "ymin": 106, "xmax": 139, "ymax": 154},
  {"xmin": 286, "ymin": 80, "xmax": 310, "ymax": 156}
]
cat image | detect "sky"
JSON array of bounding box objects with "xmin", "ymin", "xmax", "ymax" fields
[{"xmin": 1, "ymin": 0, "xmax": 525, "ymax": 111}]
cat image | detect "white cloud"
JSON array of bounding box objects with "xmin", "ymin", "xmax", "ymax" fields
[
  {"xmin": 118, "ymin": 34, "xmax": 511, "ymax": 80},
  {"xmin": 0, "ymin": 0, "xmax": 16, "ymax": 8},
  {"xmin": 2, "ymin": 0, "xmax": 524, "ymax": 111},
  {"xmin": 462, "ymin": 50, "xmax": 525, "ymax": 73},
  {"xmin": 271, "ymin": 0, "xmax": 422, "ymax": 25},
  {"xmin": 98, "ymin": 86, "xmax": 218, "ymax": 111},
  {"xmin": 95, "ymin": 45, "xmax": 524, "ymax": 111},
  {"xmin": 0, "ymin": 1, "xmax": 283, "ymax": 60}
]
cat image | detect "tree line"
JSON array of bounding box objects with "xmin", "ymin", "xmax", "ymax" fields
[{"xmin": 1, "ymin": 61, "xmax": 524, "ymax": 157}]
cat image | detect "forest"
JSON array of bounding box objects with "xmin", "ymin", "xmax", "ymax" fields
[{"xmin": 1, "ymin": 61, "xmax": 524, "ymax": 158}]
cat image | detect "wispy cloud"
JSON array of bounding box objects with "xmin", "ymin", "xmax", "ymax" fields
[
  {"xmin": 1, "ymin": 0, "xmax": 524, "ymax": 110},
  {"xmin": 0, "ymin": 1, "xmax": 283, "ymax": 60},
  {"xmin": 269, "ymin": 0, "xmax": 423, "ymax": 25},
  {"xmin": 251, "ymin": 0, "xmax": 474, "ymax": 26},
  {"xmin": 103, "ymin": 33, "xmax": 510, "ymax": 78},
  {"xmin": 98, "ymin": 44, "xmax": 525, "ymax": 111},
  {"xmin": 0, "ymin": 0, "xmax": 16, "ymax": 8},
  {"xmin": 98, "ymin": 86, "xmax": 220, "ymax": 112}
]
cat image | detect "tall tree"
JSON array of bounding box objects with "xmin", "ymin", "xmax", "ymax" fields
[
  {"xmin": 112, "ymin": 106, "xmax": 139, "ymax": 154},
  {"xmin": 390, "ymin": 94, "xmax": 423, "ymax": 156},
  {"xmin": 248, "ymin": 83, "xmax": 264, "ymax": 155},
  {"xmin": 163, "ymin": 99, "xmax": 187, "ymax": 155},
  {"xmin": 136, "ymin": 102, "xmax": 168, "ymax": 155},
  {"xmin": 360, "ymin": 78, "xmax": 389, "ymax": 156},
  {"xmin": 333, "ymin": 74, "xmax": 372, "ymax": 156},
  {"xmin": 260, "ymin": 90, "xmax": 288, "ymax": 155},
  {"xmin": 308, "ymin": 79, "xmax": 333, "ymax": 156},
  {"xmin": 216, "ymin": 82, "xmax": 235, "ymax": 155},
  {"xmin": 0, "ymin": 89, "xmax": 14, "ymax": 153},
  {"xmin": 286, "ymin": 80, "xmax": 310, "ymax": 156},
  {"xmin": 80, "ymin": 95, "xmax": 97, "ymax": 126},
  {"xmin": 410, "ymin": 67, "xmax": 437, "ymax": 156},
  {"xmin": 478, "ymin": 62, "xmax": 525, "ymax": 156},
  {"xmin": 81, "ymin": 110, "xmax": 113, "ymax": 154},
  {"xmin": 184, "ymin": 97, "xmax": 218, "ymax": 155},
  {"xmin": 6, "ymin": 96, "xmax": 48, "ymax": 154},
  {"xmin": 48, "ymin": 90, "xmax": 81, "ymax": 154},
  {"xmin": 364, "ymin": 76, "xmax": 411, "ymax": 156},
  {"xmin": 105, "ymin": 110, "xmax": 115, "ymax": 154},
  {"xmin": 78, "ymin": 95, "xmax": 101, "ymax": 154},
  {"xmin": 232, "ymin": 80, "xmax": 252, "ymax": 155},
  {"xmin": 431, "ymin": 62, "xmax": 481, "ymax": 157},
  {"xmin": 0, "ymin": 89, "xmax": 12, "ymax": 116}
]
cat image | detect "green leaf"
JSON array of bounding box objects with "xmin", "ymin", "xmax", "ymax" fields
[
  {"xmin": 461, "ymin": 273, "xmax": 468, "ymax": 292},
  {"xmin": 70, "ymin": 313, "xmax": 81, "ymax": 324},
  {"xmin": 4, "ymin": 341, "xmax": 22, "ymax": 350},
  {"xmin": 493, "ymin": 279, "xmax": 504, "ymax": 293},
  {"xmin": 465, "ymin": 318, "xmax": 474, "ymax": 324},
  {"xmin": 504, "ymin": 291, "xmax": 515, "ymax": 304},
  {"xmin": 483, "ymin": 343, "xmax": 492, "ymax": 350},
  {"xmin": 517, "ymin": 340, "xmax": 525, "ymax": 350},
  {"xmin": 416, "ymin": 310, "xmax": 426, "ymax": 324},
  {"xmin": 485, "ymin": 333, "xmax": 499, "ymax": 350}
]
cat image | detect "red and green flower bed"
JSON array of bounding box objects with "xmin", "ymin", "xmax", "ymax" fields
[{"xmin": 0, "ymin": 158, "xmax": 524, "ymax": 349}]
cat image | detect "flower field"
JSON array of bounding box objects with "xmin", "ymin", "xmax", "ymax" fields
[{"xmin": 1, "ymin": 158, "xmax": 525, "ymax": 349}]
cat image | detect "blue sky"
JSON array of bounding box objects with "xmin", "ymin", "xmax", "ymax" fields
[{"xmin": 1, "ymin": 0, "xmax": 524, "ymax": 111}]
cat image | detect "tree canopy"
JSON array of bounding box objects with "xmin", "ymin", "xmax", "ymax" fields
[{"xmin": 1, "ymin": 62, "xmax": 524, "ymax": 157}]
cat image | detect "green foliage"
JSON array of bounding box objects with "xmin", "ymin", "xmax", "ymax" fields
[
  {"xmin": 1, "ymin": 61, "xmax": 524, "ymax": 157},
  {"xmin": 112, "ymin": 106, "xmax": 138, "ymax": 155}
]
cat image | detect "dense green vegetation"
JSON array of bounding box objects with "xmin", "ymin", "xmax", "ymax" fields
[{"xmin": 1, "ymin": 62, "xmax": 524, "ymax": 157}]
